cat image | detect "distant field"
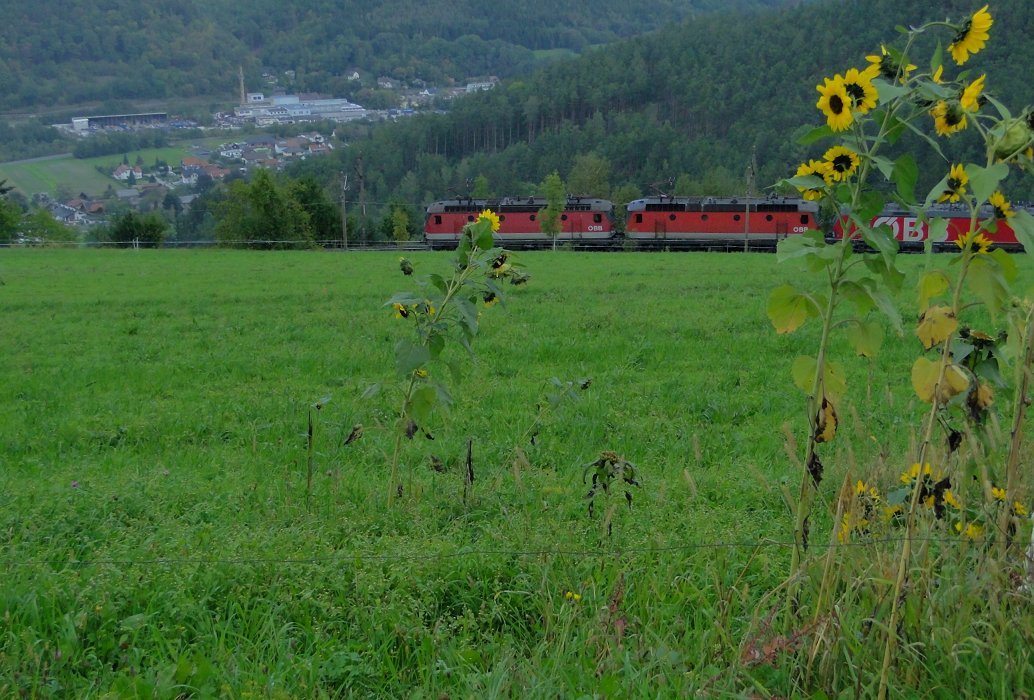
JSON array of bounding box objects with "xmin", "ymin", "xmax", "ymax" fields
[
  {"xmin": 0, "ymin": 139, "xmax": 223, "ymax": 198},
  {"xmin": 1, "ymin": 249, "xmax": 1032, "ymax": 697}
]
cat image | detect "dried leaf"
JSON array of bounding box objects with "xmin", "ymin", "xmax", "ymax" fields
[
  {"xmin": 815, "ymin": 398, "xmax": 837, "ymax": 444},
  {"xmin": 916, "ymin": 305, "xmax": 958, "ymax": 351}
]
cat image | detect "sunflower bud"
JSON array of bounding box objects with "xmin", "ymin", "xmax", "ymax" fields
[{"xmin": 994, "ymin": 118, "xmax": 1034, "ymax": 161}]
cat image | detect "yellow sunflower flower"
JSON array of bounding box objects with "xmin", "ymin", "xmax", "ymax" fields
[
  {"xmin": 816, "ymin": 76, "xmax": 853, "ymax": 132},
  {"xmin": 392, "ymin": 302, "xmax": 412, "ymax": 319},
  {"xmin": 931, "ymin": 101, "xmax": 967, "ymax": 136},
  {"xmin": 955, "ymin": 521, "xmax": 984, "ymax": 540},
  {"xmin": 937, "ymin": 163, "xmax": 969, "ymax": 203},
  {"xmin": 992, "ymin": 486, "xmax": 1007, "ymax": 501},
  {"xmin": 989, "ymin": 191, "xmax": 1014, "ymax": 219},
  {"xmin": 944, "ymin": 490, "xmax": 962, "ymax": 509},
  {"xmin": 822, "ymin": 145, "xmax": 860, "ymax": 182},
  {"xmin": 842, "ymin": 67, "xmax": 879, "ymax": 114},
  {"xmin": 955, "ymin": 230, "xmax": 992, "ymax": 254},
  {"xmin": 865, "ymin": 44, "xmax": 916, "ymax": 83},
  {"xmin": 960, "ymin": 74, "xmax": 986, "ymax": 112},
  {"xmin": 949, "ymin": 5, "xmax": 993, "ymax": 65},
  {"xmin": 1014, "ymin": 502, "xmax": 1028, "ymax": 517},
  {"xmin": 477, "ymin": 208, "xmax": 501, "ymax": 232},
  {"xmin": 794, "ymin": 159, "xmax": 832, "ymax": 200}
]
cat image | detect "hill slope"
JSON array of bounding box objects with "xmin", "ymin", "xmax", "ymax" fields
[
  {"xmin": 0, "ymin": 0, "xmax": 791, "ymax": 112},
  {"xmin": 286, "ymin": 0, "xmax": 1034, "ymax": 214}
]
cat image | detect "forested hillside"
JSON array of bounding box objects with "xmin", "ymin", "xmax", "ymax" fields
[
  {"xmin": 0, "ymin": 0, "xmax": 789, "ymax": 112},
  {"xmin": 282, "ymin": 0, "xmax": 1034, "ymax": 223}
]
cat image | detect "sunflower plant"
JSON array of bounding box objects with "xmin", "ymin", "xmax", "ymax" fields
[
  {"xmin": 377, "ymin": 210, "xmax": 527, "ymax": 506},
  {"xmin": 770, "ymin": 5, "xmax": 1034, "ymax": 697}
]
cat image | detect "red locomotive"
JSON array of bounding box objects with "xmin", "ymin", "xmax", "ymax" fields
[
  {"xmin": 423, "ymin": 196, "xmax": 615, "ymax": 248},
  {"xmin": 831, "ymin": 203, "xmax": 1023, "ymax": 250},
  {"xmin": 623, "ymin": 195, "xmax": 819, "ymax": 248}
]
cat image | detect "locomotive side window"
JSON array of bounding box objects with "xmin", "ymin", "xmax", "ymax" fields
[
  {"xmin": 701, "ymin": 214, "xmax": 708, "ymax": 221},
  {"xmin": 530, "ymin": 214, "xmax": 537, "ymax": 221},
  {"xmin": 635, "ymin": 214, "xmax": 643, "ymax": 223},
  {"xmin": 669, "ymin": 214, "xmax": 676, "ymax": 221},
  {"xmin": 499, "ymin": 215, "xmax": 506, "ymax": 222},
  {"xmin": 765, "ymin": 214, "xmax": 773, "ymax": 222},
  {"xmin": 801, "ymin": 215, "xmax": 809, "ymax": 225},
  {"xmin": 593, "ymin": 214, "xmax": 602, "ymax": 223},
  {"xmin": 733, "ymin": 214, "xmax": 741, "ymax": 221},
  {"xmin": 467, "ymin": 215, "xmax": 475, "ymax": 222},
  {"xmin": 434, "ymin": 215, "xmax": 442, "ymax": 225},
  {"xmin": 561, "ymin": 214, "xmax": 568, "ymax": 221}
]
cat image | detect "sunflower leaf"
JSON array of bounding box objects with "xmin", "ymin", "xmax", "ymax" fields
[
  {"xmin": 798, "ymin": 125, "xmax": 835, "ymax": 146},
  {"xmin": 967, "ymin": 163, "xmax": 1009, "ymax": 207},
  {"xmin": 768, "ymin": 285, "xmax": 820, "ymax": 334},
  {"xmin": 846, "ymin": 319, "xmax": 884, "ymax": 358},
  {"xmin": 892, "ymin": 154, "xmax": 919, "ymax": 204},
  {"xmin": 1010, "ymin": 209, "xmax": 1034, "ymax": 254},
  {"xmin": 967, "ymin": 256, "xmax": 1009, "ymax": 318}
]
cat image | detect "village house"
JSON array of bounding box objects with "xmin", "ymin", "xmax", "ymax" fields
[{"xmin": 112, "ymin": 164, "xmax": 143, "ymax": 181}]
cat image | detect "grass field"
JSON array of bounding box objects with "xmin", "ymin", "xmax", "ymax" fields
[
  {"xmin": 0, "ymin": 141, "xmax": 223, "ymax": 199},
  {"xmin": 1, "ymin": 249, "xmax": 1033, "ymax": 697}
]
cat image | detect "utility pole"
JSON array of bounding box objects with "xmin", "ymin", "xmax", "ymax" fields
[
  {"xmin": 238, "ymin": 66, "xmax": 246, "ymax": 105},
  {"xmin": 339, "ymin": 173, "xmax": 350, "ymax": 250},
  {"xmin": 743, "ymin": 145, "xmax": 757, "ymax": 253}
]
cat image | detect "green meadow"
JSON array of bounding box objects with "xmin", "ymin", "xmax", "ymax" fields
[
  {"xmin": 1, "ymin": 249, "xmax": 1033, "ymax": 697},
  {"xmin": 0, "ymin": 144, "xmax": 218, "ymax": 199}
]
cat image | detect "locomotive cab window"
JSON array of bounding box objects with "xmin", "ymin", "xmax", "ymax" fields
[
  {"xmin": 434, "ymin": 215, "xmax": 442, "ymax": 225},
  {"xmin": 635, "ymin": 214, "xmax": 643, "ymax": 223},
  {"xmin": 801, "ymin": 215, "xmax": 810, "ymax": 225},
  {"xmin": 593, "ymin": 213, "xmax": 602, "ymax": 223}
]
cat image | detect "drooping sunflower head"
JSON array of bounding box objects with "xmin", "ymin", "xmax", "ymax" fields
[
  {"xmin": 937, "ymin": 163, "xmax": 970, "ymax": 203},
  {"xmin": 477, "ymin": 208, "xmax": 501, "ymax": 232},
  {"xmin": 931, "ymin": 100, "xmax": 968, "ymax": 136},
  {"xmin": 816, "ymin": 76, "xmax": 853, "ymax": 132},
  {"xmin": 842, "ymin": 67, "xmax": 879, "ymax": 114},
  {"xmin": 822, "ymin": 145, "xmax": 860, "ymax": 183},
  {"xmin": 989, "ymin": 191, "xmax": 1014, "ymax": 219},
  {"xmin": 949, "ymin": 5, "xmax": 993, "ymax": 65},
  {"xmin": 960, "ymin": 74, "xmax": 986, "ymax": 112},
  {"xmin": 794, "ymin": 159, "xmax": 832, "ymax": 200},
  {"xmin": 865, "ymin": 44, "xmax": 917, "ymax": 83},
  {"xmin": 392, "ymin": 302, "xmax": 412, "ymax": 319}
]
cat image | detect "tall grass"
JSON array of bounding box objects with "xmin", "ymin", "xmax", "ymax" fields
[{"xmin": 0, "ymin": 249, "xmax": 1031, "ymax": 697}]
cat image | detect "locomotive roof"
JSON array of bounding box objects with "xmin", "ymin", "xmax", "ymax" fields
[
  {"xmin": 627, "ymin": 195, "xmax": 818, "ymax": 213},
  {"xmin": 426, "ymin": 196, "xmax": 612, "ymax": 213}
]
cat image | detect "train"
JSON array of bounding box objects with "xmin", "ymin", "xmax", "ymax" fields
[
  {"xmin": 422, "ymin": 195, "xmax": 1028, "ymax": 251},
  {"xmin": 830, "ymin": 202, "xmax": 1023, "ymax": 251},
  {"xmin": 424, "ymin": 196, "xmax": 615, "ymax": 249}
]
